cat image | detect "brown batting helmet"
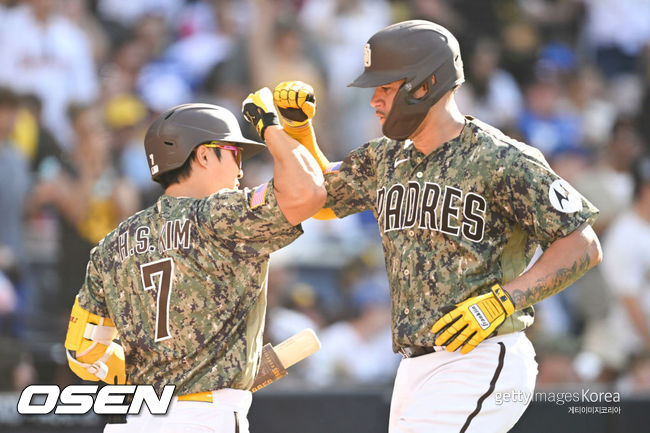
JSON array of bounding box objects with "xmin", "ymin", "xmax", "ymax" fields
[
  {"xmin": 349, "ymin": 20, "xmax": 465, "ymax": 140},
  {"xmin": 144, "ymin": 103, "xmax": 265, "ymax": 181}
]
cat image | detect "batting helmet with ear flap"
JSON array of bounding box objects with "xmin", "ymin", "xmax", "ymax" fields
[
  {"xmin": 349, "ymin": 20, "xmax": 465, "ymax": 140},
  {"xmin": 144, "ymin": 103, "xmax": 265, "ymax": 181}
]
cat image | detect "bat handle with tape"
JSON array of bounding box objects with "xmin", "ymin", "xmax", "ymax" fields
[{"xmin": 251, "ymin": 329, "xmax": 321, "ymax": 392}]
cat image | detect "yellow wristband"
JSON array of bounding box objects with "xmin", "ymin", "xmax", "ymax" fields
[{"xmin": 282, "ymin": 121, "xmax": 329, "ymax": 172}]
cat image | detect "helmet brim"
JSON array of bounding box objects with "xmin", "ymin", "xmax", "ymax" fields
[{"xmin": 348, "ymin": 70, "xmax": 405, "ymax": 88}]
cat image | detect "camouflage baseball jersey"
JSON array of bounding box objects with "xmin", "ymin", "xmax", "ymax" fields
[
  {"xmin": 77, "ymin": 180, "xmax": 301, "ymax": 394},
  {"xmin": 324, "ymin": 116, "xmax": 599, "ymax": 351}
]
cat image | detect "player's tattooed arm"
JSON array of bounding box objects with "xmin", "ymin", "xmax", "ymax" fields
[
  {"xmin": 508, "ymin": 250, "xmax": 593, "ymax": 308},
  {"xmin": 504, "ymin": 223, "xmax": 602, "ymax": 310}
]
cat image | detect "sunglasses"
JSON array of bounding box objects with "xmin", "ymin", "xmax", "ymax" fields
[{"xmin": 203, "ymin": 141, "xmax": 242, "ymax": 168}]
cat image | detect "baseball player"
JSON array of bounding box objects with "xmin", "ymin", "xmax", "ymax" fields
[
  {"xmin": 63, "ymin": 99, "xmax": 326, "ymax": 432},
  {"xmin": 260, "ymin": 20, "xmax": 602, "ymax": 432}
]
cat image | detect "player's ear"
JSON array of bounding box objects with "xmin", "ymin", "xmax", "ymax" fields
[
  {"xmin": 195, "ymin": 145, "xmax": 211, "ymax": 168},
  {"xmin": 414, "ymin": 77, "xmax": 434, "ymax": 99}
]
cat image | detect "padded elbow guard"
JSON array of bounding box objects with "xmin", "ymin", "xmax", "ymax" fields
[{"xmin": 64, "ymin": 296, "xmax": 126, "ymax": 384}]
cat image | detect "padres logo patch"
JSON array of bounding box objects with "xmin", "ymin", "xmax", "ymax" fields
[{"xmin": 549, "ymin": 179, "xmax": 582, "ymax": 213}]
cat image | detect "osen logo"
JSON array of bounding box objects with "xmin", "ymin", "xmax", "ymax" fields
[
  {"xmin": 17, "ymin": 384, "xmax": 175, "ymax": 415},
  {"xmin": 363, "ymin": 43, "xmax": 371, "ymax": 67},
  {"xmin": 549, "ymin": 179, "xmax": 582, "ymax": 214}
]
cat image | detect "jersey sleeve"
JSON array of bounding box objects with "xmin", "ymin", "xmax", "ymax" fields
[
  {"xmin": 199, "ymin": 180, "xmax": 303, "ymax": 256},
  {"xmin": 77, "ymin": 246, "xmax": 110, "ymax": 317},
  {"xmin": 323, "ymin": 142, "xmax": 378, "ymax": 218},
  {"xmin": 493, "ymin": 146, "xmax": 599, "ymax": 248}
]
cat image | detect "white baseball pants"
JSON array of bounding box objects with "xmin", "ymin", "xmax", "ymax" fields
[
  {"xmin": 104, "ymin": 388, "xmax": 252, "ymax": 433},
  {"xmin": 389, "ymin": 332, "xmax": 538, "ymax": 433}
]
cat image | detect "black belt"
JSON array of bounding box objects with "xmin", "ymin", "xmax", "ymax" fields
[{"xmin": 399, "ymin": 346, "xmax": 438, "ymax": 358}]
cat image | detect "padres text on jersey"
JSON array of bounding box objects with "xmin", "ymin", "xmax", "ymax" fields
[{"xmin": 376, "ymin": 181, "xmax": 486, "ymax": 242}]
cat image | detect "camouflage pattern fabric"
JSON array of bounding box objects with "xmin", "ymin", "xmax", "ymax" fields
[
  {"xmin": 77, "ymin": 180, "xmax": 302, "ymax": 394},
  {"xmin": 324, "ymin": 116, "xmax": 599, "ymax": 351}
]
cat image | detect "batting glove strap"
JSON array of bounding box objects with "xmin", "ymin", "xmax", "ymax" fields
[
  {"xmin": 490, "ymin": 283, "xmax": 515, "ymax": 315},
  {"xmin": 273, "ymin": 81, "xmax": 317, "ymax": 127},
  {"xmin": 242, "ymin": 87, "xmax": 280, "ymax": 140},
  {"xmin": 431, "ymin": 284, "xmax": 514, "ymax": 355}
]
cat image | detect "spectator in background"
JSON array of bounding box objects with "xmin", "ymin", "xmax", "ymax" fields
[
  {"xmin": 0, "ymin": 0, "xmax": 98, "ymax": 147},
  {"xmin": 559, "ymin": 66, "xmax": 617, "ymax": 151},
  {"xmin": 0, "ymin": 267, "xmax": 18, "ymax": 336},
  {"xmin": 405, "ymin": 0, "xmax": 463, "ymax": 33},
  {"xmin": 100, "ymin": 32, "xmax": 154, "ymax": 100},
  {"xmin": 263, "ymin": 265, "xmax": 325, "ymax": 387},
  {"xmin": 574, "ymin": 117, "xmax": 643, "ymax": 235},
  {"xmin": 299, "ymin": 0, "xmax": 390, "ymax": 157},
  {"xmin": 579, "ymin": 156, "xmax": 650, "ymax": 385},
  {"xmin": 11, "ymin": 93, "xmax": 63, "ymax": 174},
  {"xmin": 60, "ymin": 0, "xmax": 111, "ymax": 66},
  {"xmin": 499, "ymin": 19, "xmax": 541, "ymax": 87},
  {"xmin": 247, "ymin": 0, "xmax": 331, "ymax": 153},
  {"xmin": 617, "ymin": 352, "xmax": 650, "ymax": 395},
  {"xmin": 455, "ymin": 37, "xmax": 523, "ymax": 131},
  {"xmin": 518, "ymin": 76, "xmax": 583, "ymax": 160},
  {"xmin": 582, "ymin": 0, "xmax": 649, "ymax": 118},
  {"xmin": 568, "ymin": 118, "xmax": 644, "ymax": 379},
  {"xmin": 133, "ymin": 13, "xmax": 173, "ymax": 61},
  {"xmin": 0, "ymin": 88, "xmax": 31, "ymax": 265},
  {"xmin": 27, "ymin": 103, "xmax": 139, "ymax": 322},
  {"xmin": 103, "ymin": 93, "xmax": 158, "ymax": 205},
  {"xmin": 247, "ymin": 1, "xmax": 324, "ymax": 92},
  {"xmin": 134, "ymin": 12, "xmax": 195, "ymax": 113},
  {"xmin": 0, "ymin": 263, "xmax": 36, "ymax": 392},
  {"xmin": 307, "ymin": 264, "xmax": 399, "ymax": 387},
  {"xmin": 582, "ymin": 0, "xmax": 650, "ymax": 79},
  {"xmin": 0, "ymin": 88, "xmax": 36, "ymax": 391},
  {"xmin": 96, "ymin": 0, "xmax": 183, "ymax": 31},
  {"xmin": 640, "ymin": 95, "xmax": 650, "ymax": 145},
  {"xmin": 267, "ymin": 278, "xmax": 324, "ymax": 347},
  {"xmin": 10, "ymin": 93, "xmax": 64, "ymax": 332},
  {"xmin": 0, "ymin": 87, "xmax": 31, "ymax": 326},
  {"xmin": 165, "ymin": 0, "xmax": 249, "ymax": 91},
  {"xmin": 136, "ymin": 61, "xmax": 193, "ymax": 115}
]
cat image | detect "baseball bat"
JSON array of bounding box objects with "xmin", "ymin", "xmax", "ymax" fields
[
  {"xmin": 251, "ymin": 328, "xmax": 321, "ymax": 392},
  {"xmin": 274, "ymin": 328, "xmax": 321, "ymax": 368}
]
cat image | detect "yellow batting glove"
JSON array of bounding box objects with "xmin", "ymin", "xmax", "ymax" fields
[
  {"xmin": 273, "ymin": 80, "xmax": 335, "ymax": 221},
  {"xmin": 431, "ymin": 284, "xmax": 515, "ymax": 355},
  {"xmin": 273, "ymin": 81, "xmax": 317, "ymax": 127},
  {"xmin": 242, "ymin": 87, "xmax": 280, "ymax": 140}
]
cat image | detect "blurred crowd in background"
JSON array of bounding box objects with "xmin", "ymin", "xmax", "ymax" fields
[{"xmin": 0, "ymin": 0, "xmax": 649, "ymax": 397}]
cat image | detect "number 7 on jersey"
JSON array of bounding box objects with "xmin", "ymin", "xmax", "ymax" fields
[{"xmin": 140, "ymin": 258, "xmax": 175, "ymax": 342}]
